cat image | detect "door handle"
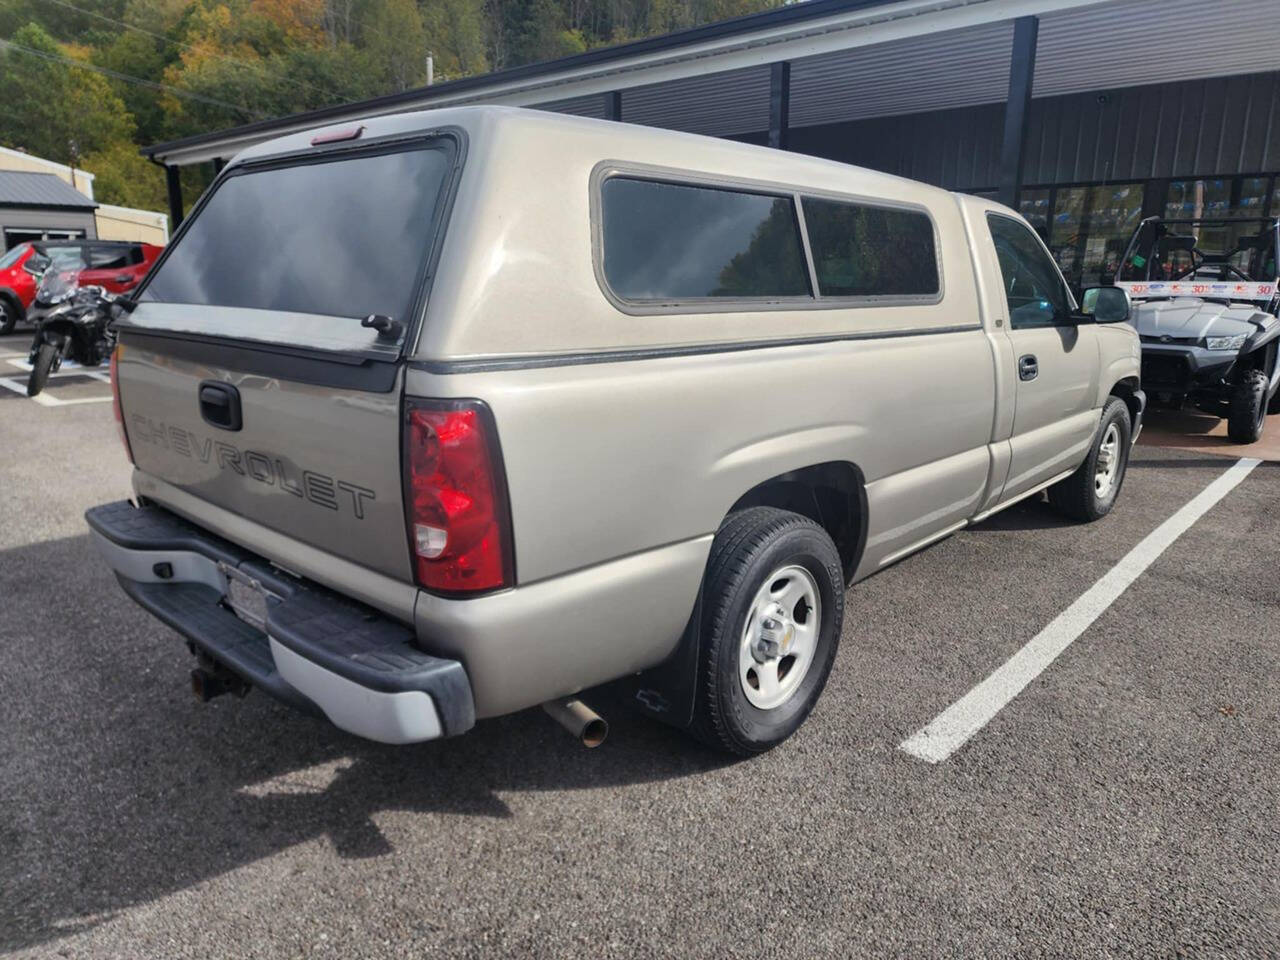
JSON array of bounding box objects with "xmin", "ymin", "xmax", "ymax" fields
[
  {"xmin": 1018, "ymin": 354, "xmax": 1039, "ymax": 381},
  {"xmin": 199, "ymin": 381, "xmax": 242, "ymax": 431}
]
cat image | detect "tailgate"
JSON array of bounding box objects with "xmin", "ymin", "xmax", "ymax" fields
[
  {"xmin": 117, "ymin": 332, "xmax": 411, "ymax": 580},
  {"xmin": 108, "ymin": 133, "xmax": 464, "ymax": 584}
]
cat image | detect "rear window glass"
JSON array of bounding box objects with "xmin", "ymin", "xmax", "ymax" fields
[
  {"xmin": 802, "ymin": 198, "xmax": 939, "ymax": 298},
  {"xmin": 0, "ymin": 244, "xmax": 28, "ymax": 269},
  {"xmin": 87, "ymin": 247, "xmax": 130, "ymax": 269},
  {"xmin": 142, "ymin": 146, "xmax": 452, "ymax": 323},
  {"xmin": 600, "ymin": 178, "xmax": 810, "ymax": 301}
]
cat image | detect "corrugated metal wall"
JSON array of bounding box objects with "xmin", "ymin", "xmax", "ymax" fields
[
  {"xmin": 533, "ymin": 0, "xmax": 1280, "ymax": 141},
  {"xmin": 1024, "ymin": 72, "xmax": 1280, "ymax": 184},
  {"xmin": 788, "ymin": 21, "xmax": 1013, "ymax": 129},
  {"xmin": 623, "ymin": 66, "xmax": 771, "ymax": 136},
  {"xmin": 785, "ymin": 71, "xmax": 1280, "ymax": 191}
]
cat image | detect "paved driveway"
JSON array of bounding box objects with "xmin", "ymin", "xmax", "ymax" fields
[{"xmin": 1, "ymin": 332, "xmax": 1277, "ymax": 958}]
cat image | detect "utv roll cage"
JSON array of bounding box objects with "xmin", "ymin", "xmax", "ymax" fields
[{"xmin": 1118, "ymin": 215, "xmax": 1280, "ymax": 288}]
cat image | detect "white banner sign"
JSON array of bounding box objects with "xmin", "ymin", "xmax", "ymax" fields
[{"xmin": 1115, "ymin": 279, "xmax": 1278, "ymax": 302}]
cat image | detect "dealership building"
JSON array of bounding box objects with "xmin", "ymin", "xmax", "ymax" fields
[{"xmin": 143, "ymin": 0, "xmax": 1280, "ymax": 290}]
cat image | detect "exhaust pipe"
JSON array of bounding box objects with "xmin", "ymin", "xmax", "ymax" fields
[{"xmin": 542, "ymin": 697, "xmax": 608, "ymax": 748}]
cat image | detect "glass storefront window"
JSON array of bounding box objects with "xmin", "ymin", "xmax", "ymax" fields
[
  {"xmin": 1018, "ymin": 189, "xmax": 1051, "ymax": 241},
  {"xmin": 1049, "ymin": 186, "xmax": 1087, "ymax": 284},
  {"xmin": 1079, "ymin": 183, "xmax": 1145, "ymax": 286},
  {"xmin": 1012, "ymin": 175, "xmax": 1275, "ymax": 290},
  {"xmin": 1166, "ymin": 177, "xmax": 1274, "ymax": 273},
  {"xmin": 1165, "ymin": 177, "xmax": 1269, "ymax": 219}
]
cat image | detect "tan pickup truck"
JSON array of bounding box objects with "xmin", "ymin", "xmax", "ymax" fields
[{"xmin": 87, "ymin": 106, "xmax": 1143, "ymax": 756}]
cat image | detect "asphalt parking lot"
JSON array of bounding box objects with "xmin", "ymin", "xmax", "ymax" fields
[{"xmin": 1, "ymin": 331, "xmax": 1278, "ymax": 958}]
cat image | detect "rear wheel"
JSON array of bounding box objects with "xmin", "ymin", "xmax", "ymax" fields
[
  {"xmin": 1048, "ymin": 396, "xmax": 1132, "ymax": 522},
  {"xmin": 0, "ymin": 299, "xmax": 16, "ymax": 336},
  {"xmin": 26, "ymin": 341, "xmax": 58, "ymax": 397},
  {"xmin": 1227, "ymin": 369, "xmax": 1268, "ymax": 444},
  {"xmin": 689, "ymin": 507, "xmax": 843, "ymax": 756}
]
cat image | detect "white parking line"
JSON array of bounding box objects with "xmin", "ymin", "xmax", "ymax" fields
[
  {"xmin": 900, "ymin": 457, "xmax": 1263, "ymax": 764},
  {"xmin": 0, "ymin": 376, "xmax": 112, "ymax": 405}
]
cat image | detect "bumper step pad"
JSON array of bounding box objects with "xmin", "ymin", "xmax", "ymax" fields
[
  {"xmin": 120, "ymin": 579, "xmax": 320, "ymax": 716},
  {"xmin": 87, "ymin": 500, "xmax": 475, "ymax": 738}
]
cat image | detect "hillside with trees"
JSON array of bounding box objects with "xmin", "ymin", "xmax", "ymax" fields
[{"xmin": 0, "ymin": 0, "xmax": 780, "ymax": 211}]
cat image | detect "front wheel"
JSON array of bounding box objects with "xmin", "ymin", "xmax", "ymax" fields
[
  {"xmin": 1227, "ymin": 369, "xmax": 1268, "ymax": 444},
  {"xmin": 1048, "ymin": 396, "xmax": 1132, "ymax": 522},
  {"xmin": 26, "ymin": 341, "xmax": 58, "ymax": 397},
  {"xmin": 689, "ymin": 507, "xmax": 844, "ymax": 756}
]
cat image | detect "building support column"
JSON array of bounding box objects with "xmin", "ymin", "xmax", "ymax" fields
[
  {"xmin": 164, "ymin": 164, "xmax": 184, "ymax": 230},
  {"xmin": 768, "ymin": 61, "xmax": 790, "ymax": 151},
  {"xmin": 997, "ymin": 16, "xmax": 1038, "ymax": 209},
  {"xmin": 604, "ymin": 91, "xmax": 622, "ymax": 122}
]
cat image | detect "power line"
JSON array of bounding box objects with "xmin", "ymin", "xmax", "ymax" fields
[
  {"xmin": 0, "ymin": 36, "xmax": 264, "ymax": 119},
  {"xmin": 31, "ymin": 0, "xmax": 346, "ymax": 103}
]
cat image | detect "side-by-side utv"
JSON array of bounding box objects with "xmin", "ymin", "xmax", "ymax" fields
[{"xmin": 1115, "ymin": 215, "xmax": 1280, "ymax": 443}]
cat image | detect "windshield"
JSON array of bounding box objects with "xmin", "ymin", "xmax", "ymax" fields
[
  {"xmin": 36, "ymin": 267, "xmax": 82, "ymax": 305},
  {"xmin": 140, "ymin": 143, "xmax": 454, "ymax": 330},
  {"xmin": 1118, "ymin": 218, "xmax": 1279, "ymax": 284}
]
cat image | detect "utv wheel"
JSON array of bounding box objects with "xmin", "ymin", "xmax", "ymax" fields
[
  {"xmin": 1048, "ymin": 396, "xmax": 1132, "ymax": 522},
  {"xmin": 1227, "ymin": 370, "xmax": 1268, "ymax": 444},
  {"xmin": 26, "ymin": 341, "xmax": 58, "ymax": 397},
  {"xmin": 0, "ymin": 299, "xmax": 16, "ymax": 336},
  {"xmin": 689, "ymin": 507, "xmax": 844, "ymax": 756}
]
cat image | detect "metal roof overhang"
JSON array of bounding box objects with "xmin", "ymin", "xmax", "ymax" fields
[
  {"xmin": 145, "ymin": 0, "xmax": 1104, "ymax": 165},
  {"xmin": 145, "ymin": 0, "xmax": 1280, "ymax": 167}
]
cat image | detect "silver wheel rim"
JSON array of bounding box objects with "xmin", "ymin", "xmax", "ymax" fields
[
  {"xmin": 738, "ymin": 564, "xmax": 821, "ymax": 711},
  {"xmin": 1094, "ymin": 422, "xmax": 1121, "ymax": 498}
]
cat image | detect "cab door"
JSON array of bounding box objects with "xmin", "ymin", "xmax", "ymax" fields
[{"xmin": 985, "ymin": 212, "xmax": 1100, "ymax": 501}]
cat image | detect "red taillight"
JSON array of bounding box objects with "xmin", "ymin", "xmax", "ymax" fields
[
  {"xmin": 404, "ymin": 399, "xmax": 512, "ymax": 594},
  {"xmin": 110, "ymin": 346, "xmax": 134, "ymax": 464}
]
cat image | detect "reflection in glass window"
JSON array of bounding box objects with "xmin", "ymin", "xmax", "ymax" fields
[
  {"xmin": 801, "ymin": 198, "xmax": 938, "ymax": 298},
  {"xmin": 1166, "ymin": 178, "xmax": 1275, "ymax": 274},
  {"xmin": 1080, "ymin": 183, "xmax": 1145, "ymax": 286},
  {"xmin": 600, "ymin": 178, "xmax": 810, "ymax": 300},
  {"xmin": 1040, "ymin": 183, "xmax": 1144, "ymax": 289},
  {"xmin": 1018, "ymin": 189, "xmax": 1051, "ymax": 240},
  {"xmin": 144, "ymin": 146, "xmax": 452, "ymax": 322}
]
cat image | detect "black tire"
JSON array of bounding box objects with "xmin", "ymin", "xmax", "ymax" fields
[
  {"xmin": 27, "ymin": 341, "xmax": 57, "ymax": 397},
  {"xmin": 1048, "ymin": 396, "xmax": 1132, "ymax": 522},
  {"xmin": 0, "ymin": 299, "xmax": 16, "ymax": 336},
  {"xmin": 1227, "ymin": 369, "xmax": 1268, "ymax": 444},
  {"xmin": 688, "ymin": 507, "xmax": 844, "ymax": 756}
]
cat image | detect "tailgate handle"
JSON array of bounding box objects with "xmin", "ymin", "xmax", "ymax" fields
[{"xmin": 199, "ymin": 381, "xmax": 242, "ymax": 431}]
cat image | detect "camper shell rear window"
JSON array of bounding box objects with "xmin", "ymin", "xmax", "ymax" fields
[{"xmin": 134, "ymin": 136, "xmax": 460, "ymax": 355}]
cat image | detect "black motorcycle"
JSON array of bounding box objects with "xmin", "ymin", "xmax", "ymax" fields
[{"xmin": 26, "ymin": 268, "xmax": 117, "ymax": 397}]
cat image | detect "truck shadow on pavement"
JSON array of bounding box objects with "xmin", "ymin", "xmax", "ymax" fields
[{"xmin": 0, "ymin": 534, "xmax": 730, "ymax": 953}]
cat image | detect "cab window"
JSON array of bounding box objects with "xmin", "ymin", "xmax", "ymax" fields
[{"xmin": 986, "ymin": 214, "xmax": 1071, "ymax": 328}]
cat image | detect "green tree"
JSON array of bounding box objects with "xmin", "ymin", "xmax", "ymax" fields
[
  {"xmin": 359, "ymin": 0, "xmax": 426, "ymax": 91},
  {"xmin": 81, "ymin": 138, "xmax": 167, "ymax": 208},
  {"xmin": 0, "ymin": 22, "xmax": 135, "ymax": 164},
  {"xmin": 422, "ymin": 0, "xmax": 488, "ymax": 80}
]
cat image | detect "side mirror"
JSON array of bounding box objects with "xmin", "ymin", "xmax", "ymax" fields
[{"xmin": 1080, "ymin": 285, "xmax": 1131, "ymax": 323}]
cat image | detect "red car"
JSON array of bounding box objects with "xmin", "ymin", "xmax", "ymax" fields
[{"xmin": 0, "ymin": 239, "xmax": 162, "ymax": 334}]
